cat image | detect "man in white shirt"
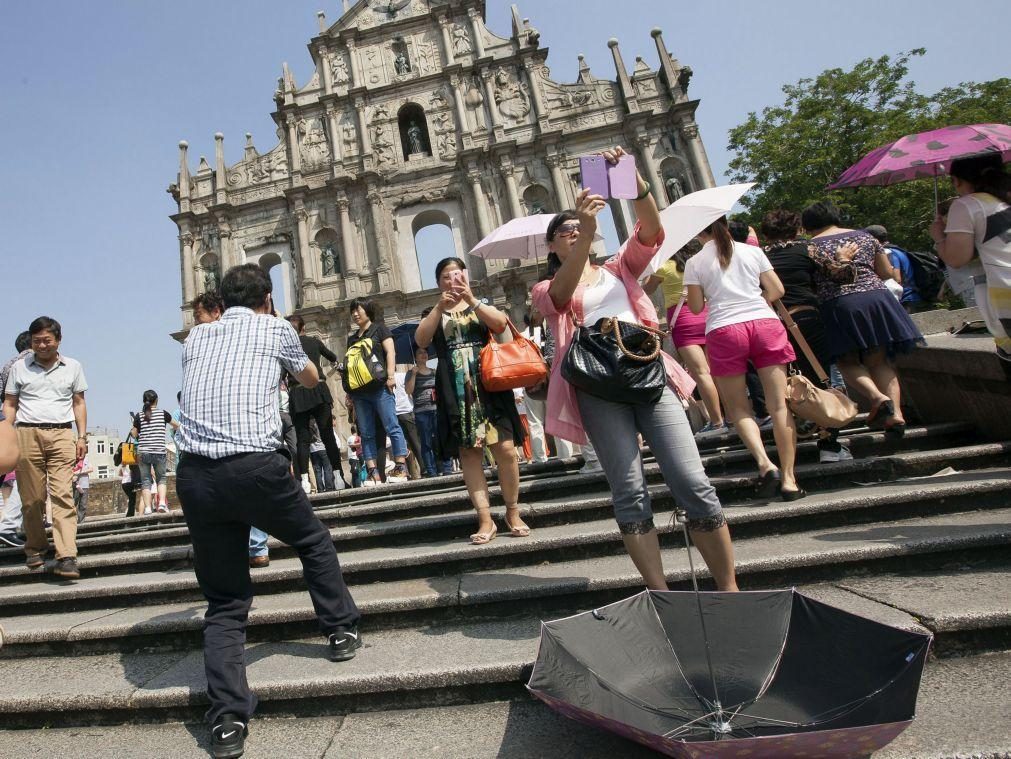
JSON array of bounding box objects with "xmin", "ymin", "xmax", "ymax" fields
[{"xmin": 3, "ymin": 317, "xmax": 88, "ymax": 579}]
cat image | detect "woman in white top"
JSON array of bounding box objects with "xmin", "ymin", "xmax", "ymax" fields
[
  {"xmin": 685, "ymin": 217, "xmax": 803, "ymax": 500},
  {"xmin": 931, "ymin": 153, "xmax": 1011, "ymax": 363}
]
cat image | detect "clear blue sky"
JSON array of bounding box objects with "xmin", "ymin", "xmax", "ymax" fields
[{"xmin": 1, "ymin": 1, "xmax": 1004, "ymax": 432}]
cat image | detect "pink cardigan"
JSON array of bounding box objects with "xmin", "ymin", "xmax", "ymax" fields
[{"xmin": 532, "ymin": 223, "xmax": 696, "ymax": 445}]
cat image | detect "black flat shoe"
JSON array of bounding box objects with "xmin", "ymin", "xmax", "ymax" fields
[
  {"xmin": 884, "ymin": 421, "xmax": 906, "ymax": 440},
  {"xmin": 781, "ymin": 488, "xmax": 807, "ymax": 502},
  {"xmin": 867, "ymin": 399, "xmax": 895, "ymax": 430},
  {"xmin": 755, "ymin": 469, "xmax": 782, "ymax": 499}
]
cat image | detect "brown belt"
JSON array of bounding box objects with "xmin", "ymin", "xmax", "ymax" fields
[{"xmin": 786, "ymin": 305, "xmax": 818, "ymax": 316}]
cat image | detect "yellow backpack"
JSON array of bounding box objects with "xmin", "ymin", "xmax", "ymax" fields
[{"xmin": 342, "ymin": 337, "xmax": 387, "ymax": 392}]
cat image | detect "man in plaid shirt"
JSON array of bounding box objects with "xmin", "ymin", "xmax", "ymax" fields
[{"xmin": 177, "ymin": 264, "xmax": 360, "ymax": 759}]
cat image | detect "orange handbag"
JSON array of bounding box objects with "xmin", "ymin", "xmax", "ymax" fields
[{"xmin": 479, "ymin": 317, "xmax": 549, "ymax": 392}]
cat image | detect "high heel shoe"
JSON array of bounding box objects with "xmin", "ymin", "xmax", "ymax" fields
[
  {"xmin": 867, "ymin": 399, "xmax": 895, "ymax": 430},
  {"xmin": 503, "ymin": 504, "xmax": 531, "ymax": 537}
]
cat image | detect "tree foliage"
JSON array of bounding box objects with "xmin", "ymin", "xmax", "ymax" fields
[{"xmin": 727, "ymin": 50, "xmax": 1011, "ymax": 250}]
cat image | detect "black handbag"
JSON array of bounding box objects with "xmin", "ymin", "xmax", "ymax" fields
[{"xmin": 561, "ymin": 317, "xmax": 667, "ymax": 405}]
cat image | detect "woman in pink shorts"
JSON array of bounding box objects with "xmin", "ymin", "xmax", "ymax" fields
[
  {"xmin": 685, "ymin": 216, "xmax": 803, "ymax": 500},
  {"xmin": 645, "ymin": 243, "xmax": 726, "ymax": 436}
]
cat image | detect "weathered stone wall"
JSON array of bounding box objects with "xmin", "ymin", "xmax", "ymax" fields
[{"xmin": 85, "ymin": 477, "xmax": 179, "ymax": 518}]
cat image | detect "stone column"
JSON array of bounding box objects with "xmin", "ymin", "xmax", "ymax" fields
[
  {"xmin": 326, "ymin": 105, "xmax": 342, "ymax": 163},
  {"xmin": 320, "ymin": 45, "xmax": 334, "ymax": 95},
  {"xmin": 214, "ymin": 132, "xmax": 227, "ymax": 205},
  {"xmin": 217, "ymin": 217, "xmax": 234, "ymax": 270},
  {"xmin": 466, "ymin": 165, "xmax": 490, "ymax": 279},
  {"xmin": 179, "ymin": 232, "xmax": 196, "ymax": 303},
  {"xmin": 367, "ymin": 188, "xmax": 388, "ymax": 268},
  {"xmin": 295, "ymin": 207, "xmax": 318, "ymax": 303},
  {"xmin": 681, "ymin": 120, "xmax": 716, "ymax": 189},
  {"xmin": 437, "ymin": 14, "xmax": 455, "ymax": 66},
  {"xmin": 522, "ymin": 59, "xmax": 546, "ymax": 123},
  {"xmin": 480, "ymin": 68, "xmax": 500, "ymax": 130},
  {"xmin": 286, "ymin": 115, "xmax": 301, "ymax": 175},
  {"xmin": 500, "ymin": 158, "xmax": 523, "ymax": 220},
  {"xmin": 546, "ymin": 153, "xmax": 571, "ymax": 209},
  {"xmin": 355, "ymin": 96, "xmax": 371, "ymax": 154},
  {"xmin": 337, "ymin": 193, "xmax": 361, "ymax": 284},
  {"xmin": 178, "ymin": 140, "xmax": 191, "ymax": 213},
  {"xmin": 635, "ymin": 134, "xmax": 668, "ymax": 209},
  {"xmin": 346, "ymin": 39, "xmax": 362, "ymax": 89},
  {"xmin": 467, "ymin": 8, "xmax": 485, "ymax": 58}
]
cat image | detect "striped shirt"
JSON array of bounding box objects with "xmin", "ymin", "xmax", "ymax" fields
[
  {"xmin": 177, "ymin": 307, "xmax": 309, "ymax": 459},
  {"xmin": 135, "ymin": 408, "xmax": 171, "ymax": 454}
]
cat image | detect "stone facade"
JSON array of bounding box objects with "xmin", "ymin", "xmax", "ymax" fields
[{"xmin": 168, "ymin": 0, "xmax": 716, "ymax": 430}]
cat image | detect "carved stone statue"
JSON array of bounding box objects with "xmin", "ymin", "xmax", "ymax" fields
[
  {"xmin": 394, "ymin": 50, "xmax": 411, "ymax": 75},
  {"xmin": 678, "ymin": 65, "xmax": 694, "ymax": 92},
  {"xmin": 373, "ymin": 124, "xmax": 395, "ymax": 165},
  {"xmin": 407, "ymin": 121, "xmax": 427, "ymax": 154},
  {"xmin": 203, "ymin": 267, "xmax": 220, "ymax": 292},
  {"xmin": 321, "ymin": 244, "xmax": 338, "ymax": 277},
  {"xmin": 437, "ymin": 131, "xmax": 456, "ymax": 158},
  {"xmin": 665, "ymin": 174, "xmax": 684, "ymax": 203},
  {"xmin": 451, "ymin": 25, "xmax": 471, "ymax": 55},
  {"xmin": 493, "ymin": 67, "xmax": 531, "ymax": 120},
  {"xmin": 298, "ymin": 117, "xmax": 331, "ymax": 170},
  {"xmin": 330, "ymin": 54, "xmax": 350, "ymax": 86}
]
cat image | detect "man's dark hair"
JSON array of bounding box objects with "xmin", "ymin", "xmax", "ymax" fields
[
  {"xmin": 760, "ymin": 210, "xmax": 802, "ymax": 243},
  {"xmin": 29, "ymin": 316, "xmax": 62, "ymax": 341},
  {"xmin": 220, "ymin": 264, "xmax": 272, "ymax": 310},
  {"xmin": 350, "ymin": 298, "xmax": 376, "ymax": 321},
  {"xmin": 728, "ymin": 219, "xmax": 750, "ymax": 243},
  {"xmin": 15, "ymin": 331, "xmax": 30, "ymax": 353},
  {"xmin": 863, "ymin": 225, "xmax": 888, "ymax": 244},
  {"xmin": 190, "ymin": 289, "xmax": 224, "ymax": 314},
  {"xmin": 288, "ymin": 314, "xmax": 305, "ymax": 333},
  {"xmin": 801, "ymin": 201, "xmax": 843, "ymax": 232}
]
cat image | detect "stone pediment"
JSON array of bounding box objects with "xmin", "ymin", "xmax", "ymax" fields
[
  {"xmin": 329, "ymin": 0, "xmax": 434, "ymax": 34},
  {"xmin": 226, "ymin": 142, "xmax": 289, "ymax": 189}
]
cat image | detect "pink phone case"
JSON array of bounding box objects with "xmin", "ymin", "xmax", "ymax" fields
[
  {"xmin": 607, "ymin": 154, "xmax": 638, "ymax": 199},
  {"xmin": 579, "ymin": 155, "xmax": 610, "ymax": 199}
]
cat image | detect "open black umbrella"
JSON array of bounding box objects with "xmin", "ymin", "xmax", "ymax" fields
[
  {"xmin": 390, "ymin": 322, "xmax": 420, "ymax": 365},
  {"xmin": 527, "ymin": 518, "xmax": 931, "ymax": 757}
]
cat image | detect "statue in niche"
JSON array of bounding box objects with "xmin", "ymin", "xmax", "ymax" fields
[
  {"xmin": 394, "ymin": 50, "xmax": 411, "ymax": 75},
  {"xmin": 407, "ymin": 121, "xmax": 427, "ymax": 155},
  {"xmin": 664, "ymin": 174, "xmax": 684, "ymax": 203},
  {"xmin": 451, "ymin": 25, "xmax": 471, "ymax": 55},
  {"xmin": 203, "ymin": 267, "xmax": 220, "ymax": 292},
  {"xmin": 330, "ymin": 54, "xmax": 350, "ymax": 86},
  {"xmin": 493, "ymin": 67, "xmax": 531, "ymax": 120},
  {"xmin": 321, "ymin": 243, "xmax": 338, "ymax": 276},
  {"xmin": 342, "ymin": 118, "xmax": 357, "ymax": 147}
]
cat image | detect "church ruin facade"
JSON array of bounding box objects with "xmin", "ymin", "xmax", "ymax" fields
[{"xmin": 168, "ymin": 0, "xmax": 716, "ymax": 395}]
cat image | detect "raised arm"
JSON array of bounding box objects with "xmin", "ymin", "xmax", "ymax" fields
[
  {"xmin": 548, "ymin": 189, "xmax": 606, "ymax": 308},
  {"xmin": 808, "ymin": 242, "xmax": 857, "ymax": 284}
]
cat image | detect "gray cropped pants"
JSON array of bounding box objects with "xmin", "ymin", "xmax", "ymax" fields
[{"xmin": 576, "ymin": 386, "xmax": 725, "ymax": 534}]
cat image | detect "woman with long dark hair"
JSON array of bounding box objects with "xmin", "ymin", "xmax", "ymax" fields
[
  {"xmin": 803, "ymin": 201, "xmax": 924, "ymax": 435},
  {"xmin": 415, "ymin": 258, "xmax": 529, "ymax": 544},
  {"xmin": 686, "ymin": 217, "xmax": 802, "ymax": 499},
  {"xmin": 533, "ymin": 146, "xmax": 735, "ymax": 591},
  {"xmin": 130, "ymin": 390, "xmax": 179, "ymax": 514},
  {"xmin": 931, "ymin": 154, "xmax": 1011, "ymax": 364}
]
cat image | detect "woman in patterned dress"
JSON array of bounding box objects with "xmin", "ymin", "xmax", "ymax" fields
[{"xmin": 415, "ymin": 258, "xmax": 529, "ymax": 544}]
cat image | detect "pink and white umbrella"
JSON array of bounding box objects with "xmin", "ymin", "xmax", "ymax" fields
[
  {"xmin": 469, "ymin": 213, "xmax": 603, "ymax": 266},
  {"xmin": 827, "ymin": 123, "xmax": 1011, "ymax": 190}
]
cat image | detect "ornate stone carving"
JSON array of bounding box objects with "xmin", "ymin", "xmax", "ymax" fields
[
  {"xmin": 415, "ymin": 39, "xmax": 437, "ymax": 75},
  {"xmin": 664, "ymin": 173, "xmax": 685, "ymax": 203},
  {"xmin": 294, "ymin": 208, "xmax": 309, "ymax": 224},
  {"xmin": 437, "ymin": 131, "xmax": 456, "ymax": 159},
  {"xmin": 634, "ymin": 77, "xmax": 658, "ymax": 98},
  {"xmin": 430, "ymin": 86, "xmax": 450, "ymax": 111},
  {"xmin": 363, "ymin": 46, "xmax": 385, "ymax": 85},
  {"xmin": 320, "ymin": 243, "xmax": 338, "ymax": 277},
  {"xmin": 451, "ymin": 24, "xmax": 471, "ymax": 55},
  {"xmin": 203, "ymin": 267, "xmax": 220, "ymax": 292},
  {"xmin": 678, "ymin": 66, "xmax": 694, "ymax": 92},
  {"xmin": 371, "ymin": 103, "xmax": 391, "ymax": 122},
  {"xmin": 329, "ymin": 53, "xmax": 350, "ymax": 87},
  {"xmin": 431, "ymin": 109, "xmax": 452, "ymax": 133},
  {"xmin": 493, "ymin": 67, "xmax": 530, "ymax": 121},
  {"xmin": 340, "ymin": 113, "xmax": 358, "ymax": 150},
  {"xmin": 681, "ymin": 121, "xmax": 700, "ymax": 140},
  {"xmin": 372, "ymin": 123, "xmax": 395, "ymax": 165},
  {"xmin": 297, "ymin": 117, "xmax": 331, "ymax": 171},
  {"xmin": 464, "ymin": 76, "xmax": 484, "ymax": 109}
]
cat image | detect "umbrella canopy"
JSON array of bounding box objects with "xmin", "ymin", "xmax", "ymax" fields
[
  {"xmin": 641, "ymin": 183, "xmax": 755, "ymax": 279},
  {"xmin": 390, "ymin": 322, "xmax": 419, "ymax": 364},
  {"xmin": 528, "ymin": 589, "xmax": 931, "ymax": 758},
  {"xmin": 469, "ymin": 214, "xmax": 603, "ymax": 261},
  {"xmin": 828, "ymin": 123, "xmax": 1011, "ymax": 189}
]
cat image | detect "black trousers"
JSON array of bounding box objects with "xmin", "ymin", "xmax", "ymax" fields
[
  {"xmin": 292, "ymin": 403, "xmax": 345, "ymax": 481},
  {"xmin": 122, "ymin": 483, "xmax": 138, "ymax": 517},
  {"xmin": 176, "ymin": 450, "xmax": 360, "ymax": 724},
  {"xmin": 397, "ymin": 412, "xmax": 423, "ymax": 472}
]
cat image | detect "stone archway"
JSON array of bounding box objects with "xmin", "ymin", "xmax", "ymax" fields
[
  {"xmin": 243, "ymin": 243, "xmax": 297, "ymax": 315},
  {"xmin": 394, "ymin": 202, "xmax": 467, "ymax": 292}
]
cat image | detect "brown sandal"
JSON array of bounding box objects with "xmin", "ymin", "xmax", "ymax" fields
[{"xmin": 503, "ymin": 504, "xmax": 531, "ymax": 537}]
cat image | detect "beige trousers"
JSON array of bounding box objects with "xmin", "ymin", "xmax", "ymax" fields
[{"xmin": 16, "ymin": 427, "xmax": 77, "ymax": 559}]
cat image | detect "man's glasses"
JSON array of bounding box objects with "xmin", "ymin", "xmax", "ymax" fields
[{"xmin": 553, "ymin": 222, "xmax": 581, "ymax": 239}]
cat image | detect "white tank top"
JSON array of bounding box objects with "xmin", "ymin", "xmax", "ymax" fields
[{"xmin": 581, "ymin": 268, "xmax": 637, "ymax": 326}]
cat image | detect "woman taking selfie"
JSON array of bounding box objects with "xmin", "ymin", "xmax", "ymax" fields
[
  {"xmin": 532, "ymin": 146, "xmax": 736, "ymax": 592},
  {"xmin": 415, "ymin": 259, "xmax": 529, "ymax": 544}
]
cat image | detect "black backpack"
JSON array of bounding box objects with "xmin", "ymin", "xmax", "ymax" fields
[{"xmin": 900, "ymin": 247, "xmax": 946, "ymax": 302}]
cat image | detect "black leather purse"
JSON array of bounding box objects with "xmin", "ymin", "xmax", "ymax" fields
[{"xmin": 562, "ymin": 317, "xmax": 667, "ymax": 405}]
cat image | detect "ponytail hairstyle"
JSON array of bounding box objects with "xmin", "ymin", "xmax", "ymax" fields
[
  {"xmin": 142, "ymin": 390, "xmax": 158, "ymax": 423},
  {"xmin": 950, "ymin": 153, "xmax": 1011, "ymax": 203},
  {"xmin": 704, "ymin": 216, "xmax": 735, "ymax": 269}
]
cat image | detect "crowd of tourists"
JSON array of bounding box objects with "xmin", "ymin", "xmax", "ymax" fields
[{"xmin": 0, "ymin": 147, "xmax": 1007, "ymax": 757}]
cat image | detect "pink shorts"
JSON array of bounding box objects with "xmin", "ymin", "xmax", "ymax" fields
[
  {"xmin": 706, "ymin": 318, "xmax": 796, "ymax": 377},
  {"xmin": 667, "ymin": 304, "xmax": 708, "ymax": 348}
]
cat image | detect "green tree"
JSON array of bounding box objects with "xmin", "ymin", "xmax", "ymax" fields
[{"xmin": 727, "ymin": 49, "xmax": 1011, "ymax": 250}]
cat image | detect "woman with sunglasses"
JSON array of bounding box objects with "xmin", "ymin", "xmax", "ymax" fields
[{"xmin": 532, "ymin": 146, "xmax": 737, "ymax": 592}]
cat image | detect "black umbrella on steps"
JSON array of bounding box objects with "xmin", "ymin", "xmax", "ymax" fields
[{"xmin": 527, "ymin": 513, "xmax": 932, "ymax": 758}]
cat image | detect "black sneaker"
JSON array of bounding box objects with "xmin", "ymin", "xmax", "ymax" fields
[
  {"xmin": 328, "ymin": 627, "xmax": 362, "ymax": 662},
  {"xmin": 211, "ymin": 713, "xmax": 248, "ymax": 759},
  {"xmin": 52, "ymin": 557, "xmax": 80, "ymax": 579},
  {"xmin": 0, "ymin": 531, "xmax": 25, "ymax": 548}
]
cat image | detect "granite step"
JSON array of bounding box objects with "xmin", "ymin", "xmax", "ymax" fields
[
  {"xmin": 2, "ymin": 438, "xmax": 1005, "ymax": 577},
  {"xmin": 0, "ymin": 560, "xmax": 1005, "ymax": 728},
  {"xmin": 1, "ymin": 501, "xmax": 1008, "ymax": 657}
]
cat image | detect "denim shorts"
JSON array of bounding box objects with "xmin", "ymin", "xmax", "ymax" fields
[{"xmin": 139, "ymin": 451, "xmax": 167, "ymax": 488}]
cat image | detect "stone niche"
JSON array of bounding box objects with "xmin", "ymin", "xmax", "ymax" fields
[{"xmin": 394, "ymin": 202, "xmax": 468, "ymax": 292}]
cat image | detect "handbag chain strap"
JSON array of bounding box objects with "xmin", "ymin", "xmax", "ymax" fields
[
  {"xmin": 602, "ymin": 317, "xmax": 664, "ymax": 362},
  {"xmin": 773, "ymin": 299, "xmax": 830, "ymax": 386}
]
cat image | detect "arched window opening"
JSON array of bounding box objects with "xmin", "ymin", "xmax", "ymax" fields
[
  {"xmin": 398, "ymin": 103, "xmax": 432, "ymax": 159},
  {"xmin": 412, "ymin": 210, "xmax": 456, "ymax": 290},
  {"xmin": 522, "ymin": 184, "xmax": 552, "ymax": 215},
  {"xmin": 258, "ymin": 252, "xmax": 289, "ymax": 315}
]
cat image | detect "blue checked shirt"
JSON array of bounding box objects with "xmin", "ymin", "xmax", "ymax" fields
[{"xmin": 177, "ymin": 307, "xmax": 309, "ymax": 459}]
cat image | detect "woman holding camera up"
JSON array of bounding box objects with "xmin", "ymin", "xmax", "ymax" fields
[
  {"xmin": 532, "ymin": 146, "xmax": 736, "ymax": 592},
  {"xmin": 415, "ymin": 259, "xmax": 529, "ymax": 544}
]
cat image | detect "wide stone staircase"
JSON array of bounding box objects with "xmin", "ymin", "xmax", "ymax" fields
[{"xmin": 0, "ymin": 416, "xmax": 1009, "ymax": 758}]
